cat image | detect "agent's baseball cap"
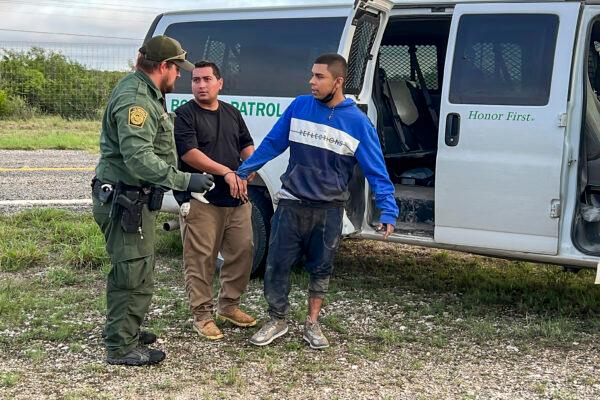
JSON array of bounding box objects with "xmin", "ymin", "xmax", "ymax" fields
[{"xmin": 139, "ymin": 35, "xmax": 194, "ymax": 72}]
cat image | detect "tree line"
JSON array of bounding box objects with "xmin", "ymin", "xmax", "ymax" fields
[{"xmin": 0, "ymin": 48, "xmax": 127, "ymax": 119}]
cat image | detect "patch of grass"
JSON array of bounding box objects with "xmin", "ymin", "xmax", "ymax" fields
[
  {"xmin": 533, "ymin": 381, "xmax": 548, "ymax": 394},
  {"xmin": 214, "ymin": 367, "xmax": 243, "ymax": 387},
  {"xmin": 0, "ymin": 116, "xmax": 100, "ymax": 151},
  {"xmin": 24, "ymin": 345, "xmax": 46, "ymax": 362},
  {"xmin": 409, "ymin": 360, "xmax": 424, "ymax": 371},
  {"xmin": 0, "ymin": 209, "xmax": 109, "ymax": 272},
  {"xmin": 154, "ymin": 379, "xmax": 178, "ymax": 391},
  {"xmin": 82, "ymin": 363, "xmax": 106, "ymax": 375},
  {"xmin": 284, "ymin": 340, "xmax": 302, "ymax": 351},
  {"xmin": 290, "ymin": 306, "xmax": 307, "ymax": 323},
  {"xmin": 290, "ymin": 269, "xmax": 310, "ymax": 290},
  {"xmin": 265, "ymin": 359, "xmax": 279, "ymax": 375},
  {"xmin": 0, "ymin": 277, "xmax": 97, "ymax": 342},
  {"xmin": 321, "ymin": 313, "xmax": 348, "ymax": 334},
  {"xmin": 0, "ymin": 372, "xmax": 21, "ymax": 388},
  {"xmin": 335, "ymin": 240, "xmax": 600, "ymax": 317},
  {"xmin": 0, "ymin": 237, "xmax": 46, "ymax": 272},
  {"xmin": 46, "ymin": 266, "xmax": 79, "ymax": 286},
  {"xmin": 347, "ymin": 343, "xmax": 379, "ymax": 361},
  {"xmin": 155, "ymin": 229, "xmax": 183, "ymax": 257},
  {"xmin": 69, "ymin": 343, "xmax": 84, "ymax": 353},
  {"xmin": 375, "ymin": 328, "xmax": 406, "ymax": 346}
]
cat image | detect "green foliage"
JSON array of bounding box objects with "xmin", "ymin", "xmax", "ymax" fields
[
  {"xmin": 0, "ymin": 89, "xmax": 35, "ymax": 119},
  {"xmin": 0, "ymin": 89, "xmax": 7, "ymax": 115},
  {"xmin": 0, "ymin": 47, "xmax": 126, "ymax": 119}
]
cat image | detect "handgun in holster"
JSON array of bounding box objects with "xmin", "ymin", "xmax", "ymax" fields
[{"xmin": 114, "ymin": 185, "xmax": 146, "ymax": 234}]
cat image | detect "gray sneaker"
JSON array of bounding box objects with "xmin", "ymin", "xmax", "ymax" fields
[
  {"xmin": 303, "ymin": 320, "xmax": 329, "ymax": 349},
  {"xmin": 249, "ymin": 318, "xmax": 288, "ymax": 346}
]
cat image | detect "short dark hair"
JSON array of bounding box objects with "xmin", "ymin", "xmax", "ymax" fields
[
  {"xmin": 314, "ymin": 53, "xmax": 347, "ymax": 80},
  {"xmin": 193, "ymin": 60, "xmax": 221, "ymax": 79},
  {"xmin": 135, "ymin": 52, "xmax": 162, "ymax": 74}
]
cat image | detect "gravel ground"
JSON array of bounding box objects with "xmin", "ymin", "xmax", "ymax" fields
[
  {"xmin": 2, "ymin": 246, "xmax": 600, "ymax": 400},
  {"xmin": 2, "ymin": 150, "xmax": 600, "ymax": 398},
  {"xmin": 0, "ymin": 150, "xmax": 97, "ymax": 213},
  {"xmin": 0, "ymin": 266, "xmax": 600, "ymax": 400}
]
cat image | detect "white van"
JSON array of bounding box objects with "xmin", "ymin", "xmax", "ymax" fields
[{"xmin": 149, "ymin": 0, "xmax": 600, "ymax": 277}]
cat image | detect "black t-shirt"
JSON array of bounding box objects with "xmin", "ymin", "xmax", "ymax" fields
[{"xmin": 174, "ymin": 100, "xmax": 253, "ymax": 207}]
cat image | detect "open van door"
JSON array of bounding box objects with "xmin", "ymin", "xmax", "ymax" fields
[
  {"xmin": 340, "ymin": 0, "xmax": 393, "ymax": 101},
  {"xmin": 435, "ymin": 3, "xmax": 580, "ymax": 254},
  {"xmin": 339, "ymin": 0, "xmax": 393, "ymax": 234}
]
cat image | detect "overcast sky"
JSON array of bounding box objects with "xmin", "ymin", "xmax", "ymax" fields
[{"xmin": 0, "ymin": 0, "xmax": 352, "ymax": 45}]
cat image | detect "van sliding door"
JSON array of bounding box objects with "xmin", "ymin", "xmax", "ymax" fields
[{"xmin": 435, "ymin": 3, "xmax": 579, "ymax": 254}]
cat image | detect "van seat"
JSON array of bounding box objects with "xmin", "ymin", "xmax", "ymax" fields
[
  {"xmin": 377, "ymin": 67, "xmax": 438, "ymax": 151},
  {"xmin": 387, "ymin": 80, "xmax": 419, "ymax": 126}
]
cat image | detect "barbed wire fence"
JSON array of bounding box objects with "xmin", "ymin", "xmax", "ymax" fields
[{"xmin": 0, "ymin": 42, "xmax": 139, "ymax": 120}]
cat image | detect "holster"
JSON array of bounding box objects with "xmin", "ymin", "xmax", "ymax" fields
[{"xmin": 114, "ymin": 183, "xmax": 149, "ymax": 234}]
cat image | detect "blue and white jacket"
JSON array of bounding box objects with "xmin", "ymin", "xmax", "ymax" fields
[{"xmin": 237, "ymin": 95, "xmax": 399, "ymax": 225}]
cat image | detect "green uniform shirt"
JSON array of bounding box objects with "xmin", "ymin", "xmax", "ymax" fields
[{"xmin": 95, "ymin": 70, "xmax": 190, "ymax": 190}]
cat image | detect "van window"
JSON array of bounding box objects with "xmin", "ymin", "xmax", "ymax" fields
[
  {"xmin": 165, "ymin": 18, "xmax": 346, "ymax": 97},
  {"xmin": 346, "ymin": 11, "xmax": 381, "ymax": 94},
  {"xmin": 379, "ymin": 45, "xmax": 438, "ymax": 89},
  {"xmin": 449, "ymin": 14, "xmax": 559, "ymax": 106}
]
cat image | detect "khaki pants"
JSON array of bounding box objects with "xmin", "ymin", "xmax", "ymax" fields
[{"xmin": 180, "ymin": 199, "xmax": 253, "ymax": 322}]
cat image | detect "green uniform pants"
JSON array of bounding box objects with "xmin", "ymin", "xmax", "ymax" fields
[{"xmin": 92, "ymin": 196, "xmax": 157, "ymax": 358}]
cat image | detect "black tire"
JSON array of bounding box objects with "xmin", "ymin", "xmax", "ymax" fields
[{"xmin": 249, "ymin": 186, "xmax": 273, "ymax": 278}]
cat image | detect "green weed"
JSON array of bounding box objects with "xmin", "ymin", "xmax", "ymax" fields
[{"xmin": 0, "ymin": 372, "xmax": 21, "ymax": 388}]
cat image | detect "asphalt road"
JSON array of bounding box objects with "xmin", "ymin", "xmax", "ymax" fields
[{"xmin": 0, "ymin": 150, "xmax": 98, "ymax": 213}]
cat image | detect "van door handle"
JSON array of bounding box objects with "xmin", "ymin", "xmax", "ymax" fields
[{"xmin": 445, "ymin": 113, "xmax": 460, "ymax": 146}]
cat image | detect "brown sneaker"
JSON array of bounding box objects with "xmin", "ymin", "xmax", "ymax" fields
[
  {"xmin": 216, "ymin": 308, "xmax": 257, "ymax": 327},
  {"xmin": 193, "ymin": 319, "xmax": 223, "ymax": 340}
]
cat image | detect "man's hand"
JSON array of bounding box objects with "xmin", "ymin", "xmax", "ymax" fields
[
  {"xmin": 247, "ymin": 172, "xmax": 256, "ymax": 183},
  {"xmin": 376, "ymin": 223, "xmax": 394, "ymax": 240},
  {"xmin": 224, "ymin": 172, "xmax": 248, "ymax": 203}
]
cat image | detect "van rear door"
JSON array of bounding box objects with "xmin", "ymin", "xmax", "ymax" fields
[{"xmin": 434, "ymin": 3, "xmax": 580, "ymax": 254}]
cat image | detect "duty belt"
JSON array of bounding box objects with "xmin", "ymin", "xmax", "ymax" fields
[{"xmin": 91, "ymin": 178, "xmax": 151, "ymax": 202}]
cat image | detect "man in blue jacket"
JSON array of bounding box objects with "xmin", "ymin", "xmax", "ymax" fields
[{"xmin": 236, "ymin": 53, "xmax": 399, "ymax": 349}]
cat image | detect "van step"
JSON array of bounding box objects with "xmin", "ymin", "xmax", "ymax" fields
[
  {"xmin": 394, "ymin": 221, "xmax": 434, "ymax": 237},
  {"xmin": 394, "ymin": 185, "xmax": 434, "ymax": 225}
]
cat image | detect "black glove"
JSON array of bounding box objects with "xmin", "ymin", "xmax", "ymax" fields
[{"xmin": 187, "ymin": 173, "xmax": 214, "ymax": 193}]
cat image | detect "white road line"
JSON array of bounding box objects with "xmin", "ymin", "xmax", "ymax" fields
[
  {"xmin": 0, "ymin": 167, "xmax": 95, "ymax": 172},
  {"xmin": 0, "ymin": 199, "xmax": 92, "ymax": 206}
]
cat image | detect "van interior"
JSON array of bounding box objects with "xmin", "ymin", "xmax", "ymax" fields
[
  {"xmin": 369, "ymin": 17, "xmax": 452, "ymax": 237},
  {"xmin": 573, "ymin": 20, "xmax": 600, "ymax": 254}
]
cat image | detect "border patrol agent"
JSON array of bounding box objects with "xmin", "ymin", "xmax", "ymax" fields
[{"xmin": 92, "ymin": 35, "xmax": 214, "ymax": 366}]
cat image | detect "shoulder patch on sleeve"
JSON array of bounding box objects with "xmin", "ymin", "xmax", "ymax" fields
[{"xmin": 128, "ymin": 106, "xmax": 148, "ymax": 128}]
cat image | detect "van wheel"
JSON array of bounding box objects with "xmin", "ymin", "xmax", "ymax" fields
[
  {"xmin": 249, "ymin": 186, "xmax": 273, "ymax": 278},
  {"xmin": 562, "ymin": 265, "xmax": 582, "ymax": 274}
]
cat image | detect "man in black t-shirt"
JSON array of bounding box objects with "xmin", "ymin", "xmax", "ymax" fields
[{"xmin": 174, "ymin": 61, "xmax": 256, "ymax": 340}]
